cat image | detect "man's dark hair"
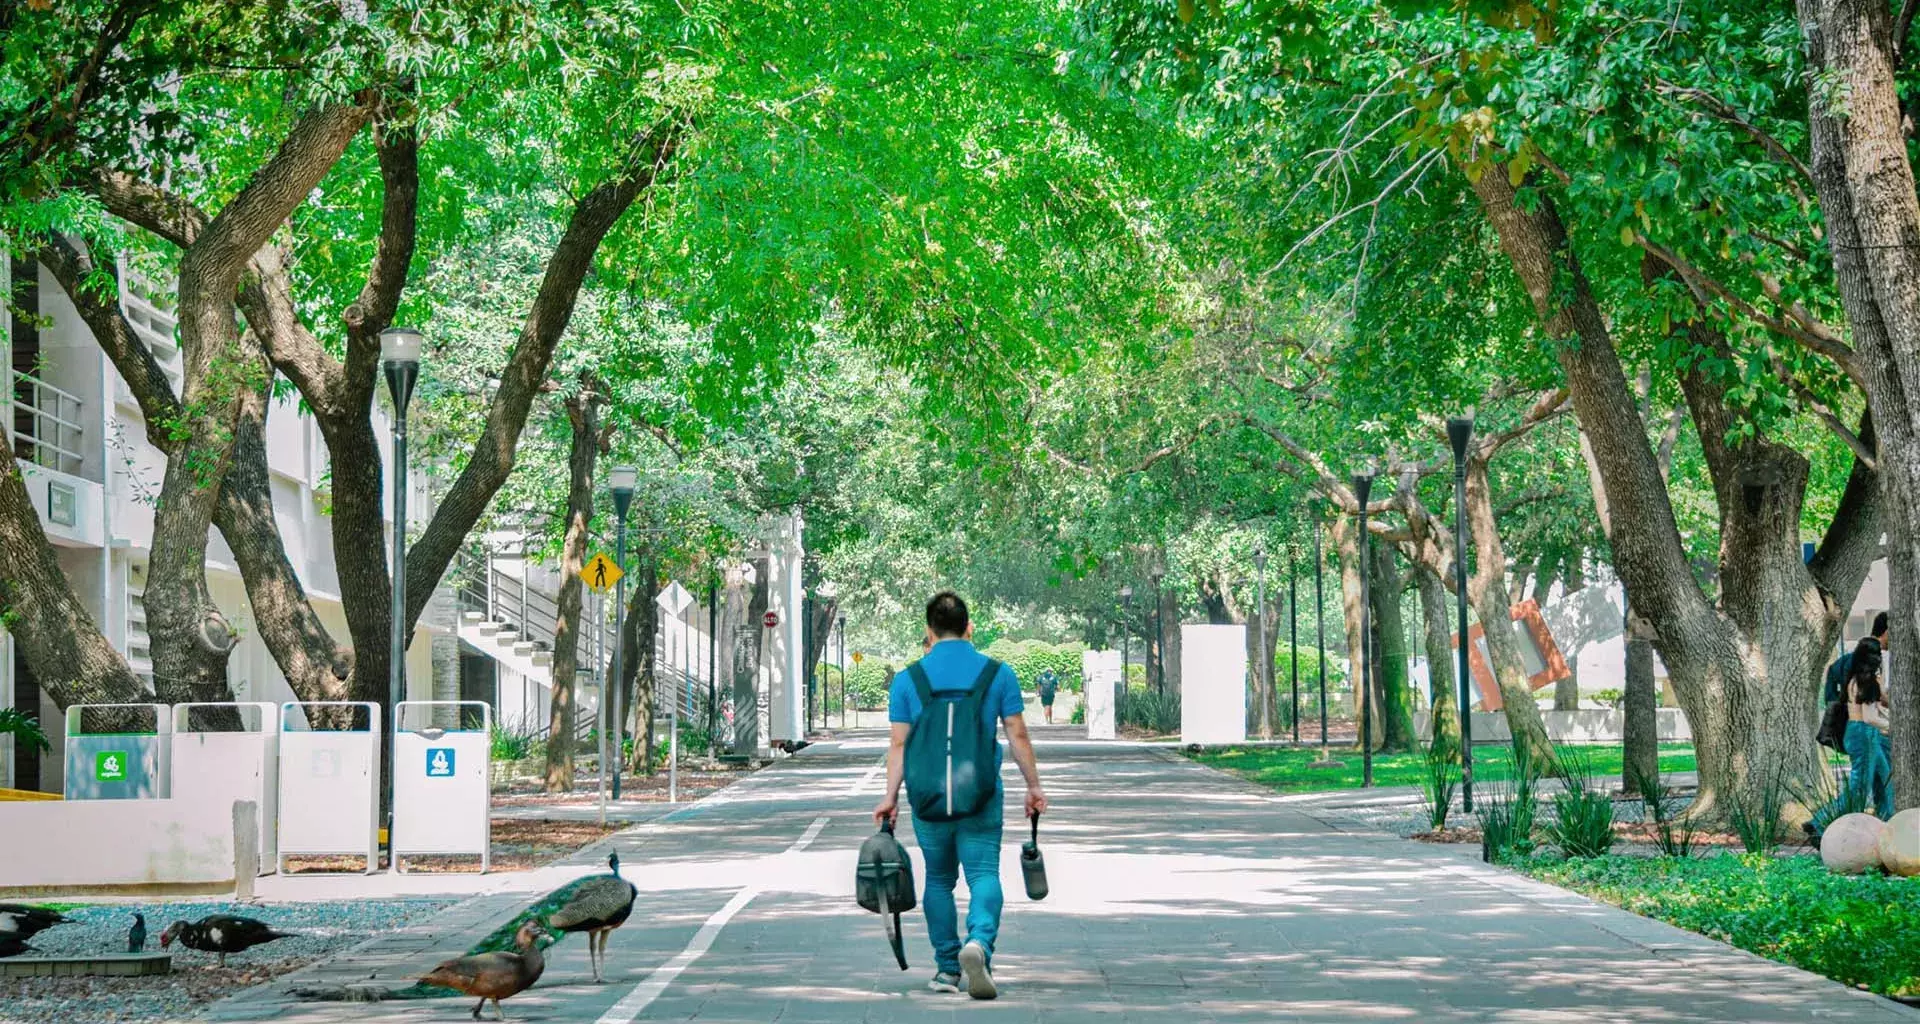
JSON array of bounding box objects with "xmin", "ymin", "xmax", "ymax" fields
[
  {"xmin": 1873, "ymin": 611, "xmax": 1889, "ymax": 638},
  {"xmin": 926, "ymin": 591, "xmax": 969, "ymax": 638}
]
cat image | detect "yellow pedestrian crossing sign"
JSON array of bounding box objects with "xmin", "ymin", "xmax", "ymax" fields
[
  {"xmin": 581, "ymin": 552, "xmax": 624, "ymax": 593},
  {"xmin": 852, "ymin": 651, "xmax": 864, "ymax": 665}
]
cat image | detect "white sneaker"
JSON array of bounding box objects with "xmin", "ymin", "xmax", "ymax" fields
[
  {"xmin": 928, "ymin": 971, "xmax": 960, "ymax": 993},
  {"xmin": 959, "ymin": 940, "xmax": 996, "ymax": 1000}
]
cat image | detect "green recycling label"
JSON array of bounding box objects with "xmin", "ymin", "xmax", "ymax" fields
[{"xmin": 95, "ymin": 750, "xmax": 129, "ymax": 782}]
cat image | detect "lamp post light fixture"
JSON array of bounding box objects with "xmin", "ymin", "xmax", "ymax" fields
[
  {"xmin": 1447, "ymin": 410, "xmax": 1477, "ymax": 813},
  {"xmin": 1119, "ymin": 584, "xmax": 1134, "ymax": 724},
  {"xmin": 606, "ymin": 465, "xmax": 637, "ymax": 802},
  {"xmin": 1253, "ymin": 545, "xmax": 1270, "ymax": 739},
  {"xmin": 1353, "ymin": 464, "xmax": 1377, "ymax": 789},
  {"xmin": 379, "ymin": 326, "xmax": 422, "ymax": 847}
]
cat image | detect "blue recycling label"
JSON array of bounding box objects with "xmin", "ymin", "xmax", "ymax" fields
[{"xmin": 426, "ymin": 747, "xmax": 456, "ymax": 777}]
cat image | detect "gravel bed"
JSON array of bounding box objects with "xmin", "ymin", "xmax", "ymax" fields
[{"xmin": 0, "ymin": 898, "xmax": 451, "ymax": 1023}]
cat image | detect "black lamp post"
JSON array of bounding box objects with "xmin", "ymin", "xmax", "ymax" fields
[
  {"xmin": 1150, "ymin": 567, "xmax": 1166, "ymax": 694},
  {"xmin": 606, "ymin": 465, "xmax": 636, "ymax": 800},
  {"xmin": 1253, "ymin": 545, "xmax": 1270, "ymax": 739},
  {"xmin": 1353, "ymin": 464, "xmax": 1376, "ymax": 788},
  {"xmin": 837, "ymin": 613, "xmax": 848, "ymax": 729},
  {"xmin": 380, "ymin": 326, "xmax": 422, "ymax": 840},
  {"xmin": 1119, "ymin": 584, "xmax": 1133, "ymax": 724},
  {"xmin": 1288, "ymin": 544, "xmax": 1300, "ymax": 744},
  {"xmin": 1447, "ymin": 411, "xmax": 1477, "ymax": 812}
]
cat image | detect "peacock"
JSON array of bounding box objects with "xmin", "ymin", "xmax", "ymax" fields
[
  {"xmin": 543, "ymin": 852, "xmax": 637, "ymax": 983},
  {"xmin": 419, "ymin": 920, "xmax": 548, "ymax": 1021},
  {"xmin": 159, "ymin": 915, "xmax": 294, "ymax": 967},
  {"xmin": 0, "ymin": 903, "xmax": 70, "ymax": 942}
]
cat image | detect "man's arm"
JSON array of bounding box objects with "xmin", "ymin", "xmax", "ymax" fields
[
  {"xmin": 1002, "ymin": 714, "xmax": 1047, "ymax": 816},
  {"xmin": 873, "ymin": 722, "xmax": 912, "ymax": 827}
]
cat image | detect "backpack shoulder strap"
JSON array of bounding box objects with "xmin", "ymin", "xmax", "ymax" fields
[
  {"xmin": 967, "ymin": 659, "xmax": 1001, "ymax": 698},
  {"xmin": 907, "ymin": 661, "xmax": 935, "ymax": 704}
]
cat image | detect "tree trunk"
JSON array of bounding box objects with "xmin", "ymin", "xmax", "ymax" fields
[
  {"xmin": 1414, "ymin": 564, "xmax": 1460, "ymax": 757},
  {"xmin": 1462, "ymin": 459, "xmax": 1555, "ymax": 770},
  {"xmin": 1329, "ymin": 515, "xmax": 1382, "ymax": 749},
  {"xmin": 1795, "ymin": 0, "xmax": 1920, "ymax": 811},
  {"xmin": 1157, "ymin": 583, "xmax": 1182, "ymax": 695},
  {"xmin": 1245, "ymin": 580, "xmax": 1272, "ymax": 739},
  {"xmin": 1623, "ymin": 609, "xmax": 1660, "ymax": 792},
  {"xmin": 1470, "ymin": 165, "xmax": 1878, "ymax": 819},
  {"xmin": 1198, "ymin": 571, "xmax": 1233, "ymax": 624},
  {"xmin": 1369, "ymin": 536, "xmax": 1416, "ymax": 752},
  {"xmin": 0, "ymin": 445, "xmax": 149, "ymax": 709},
  {"xmin": 544, "ymin": 387, "xmax": 602, "ymax": 792}
]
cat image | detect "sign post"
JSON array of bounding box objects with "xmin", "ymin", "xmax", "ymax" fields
[
  {"xmin": 581, "ymin": 552, "xmax": 619, "ymax": 825},
  {"xmin": 657, "ymin": 579, "xmax": 695, "ymax": 803}
]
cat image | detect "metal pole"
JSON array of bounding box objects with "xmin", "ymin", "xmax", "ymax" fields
[
  {"xmin": 598, "ymin": 586, "xmax": 608, "ymax": 826},
  {"xmin": 609, "ymin": 512, "xmax": 628, "ymax": 801},
  {"xmin": 669, "ymin": 610, "xmax": 679, "ymax": 803},
  {"xmin": 1289, "ymin": 551, "xmax": 1300, "ymax": 744},
  {"xmin": 709, "ymin": 581, "xmax": 719, "ymax": 745},
  {"xmin": 1449, "ymin": 415, "xmax": 1476, "ymax": 813},
  {"xmin": 1356, "ymin": 482, "xmax": 1374, "ymax": 789},
  {"xmin": 1254, "ymin": 549, "xmax": 1269, "ymax": 740},
  {"xmin": 1313, "ymin": 518, "xmax": 1328, "ymax": 749},
  {"xmin": 387, "ymin": 401, "xmax": 407, "ymax": 850},
  {"xmin": 838, "ymin": 616, "xmax": 848, "ymax": 729}
]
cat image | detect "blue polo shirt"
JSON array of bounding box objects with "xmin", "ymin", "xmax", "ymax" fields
[{"xmin": 889, "ymin": 639, "xmax": 1025, "ymax": 771}]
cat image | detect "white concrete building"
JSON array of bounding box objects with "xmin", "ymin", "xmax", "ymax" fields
[{"xmin": 1, "ymin": 254, "xmax": 445, "ymax": 793}]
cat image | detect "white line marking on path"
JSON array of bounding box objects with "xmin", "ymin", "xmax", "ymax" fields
[
  {"xmin": 847, "ymin": 759, "xmax": 886, "ymax": 796},
  {"xmin": 594, "ymin": 814, "xmax": 831, "ymax": 1024}
]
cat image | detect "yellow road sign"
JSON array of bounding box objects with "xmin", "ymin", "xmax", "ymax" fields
[
  {"xmin": 581, "ymin": 552, "xmax": 624, "ymax": 593},
  {"xmin": 851, "ymin": 651, "xmax": 865, "ymax": 665}
]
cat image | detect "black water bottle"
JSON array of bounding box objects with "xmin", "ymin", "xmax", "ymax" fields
[{"xmin": 1020, "ymin": 812, "xmax": 1049, "ymax": 901}]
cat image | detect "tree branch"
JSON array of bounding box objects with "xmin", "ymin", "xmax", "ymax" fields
[
  {"xmin": 35, "ymin": 233, "xmax": 182, "ymax": 449},
  {"xmin": 1655, "ymin": 80, "xmax": 1815, "ymax": 185}
]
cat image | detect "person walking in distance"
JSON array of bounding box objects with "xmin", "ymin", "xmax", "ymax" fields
[
  {"xmin": 1037, "ymin": 669, "xmax": 1059, "ymax": 725},
  {"xmin": 875, "ymin": 592, "xmax": 1047, "ymax": 1000}
]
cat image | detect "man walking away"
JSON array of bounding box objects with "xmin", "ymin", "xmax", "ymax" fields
[
  {"xmin": 1038, "ymin": 669, "xmax": 1059, "ymax": 725},
  {"xmin": 875, "ymin": 592, "xmax": 1047, "ymax": 1000},
  {"xmin": 1827, "ymin": 612, "xmax": 1890, "ymax": 705}
]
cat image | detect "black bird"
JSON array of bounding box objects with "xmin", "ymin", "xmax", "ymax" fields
[
  {"xmin": 0, "ymin": 903, "xmax": 70, "ymax": 942},
  {"xmin": 129, "ymin": 913, "xmax": 147, "ymax": 953},
  {"xmin": 0, "ymin": 936, "xmax": 35, "ymax": 958},
  {"xmin": 159, "ymin": 915, "xmax": 293, "ymax": 967},
  {"xmin": 543, "ymin": 852, "xmax": 636, "ymax": 983}
]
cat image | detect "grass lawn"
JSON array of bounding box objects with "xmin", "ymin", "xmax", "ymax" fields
[
  {"xmin": 1524, "ymin": 853, "xmax": 1920, "ymax": 998},
  {"xmin": 1188, "ymin": 742, "xmax": 1699, "ymax": 794}
]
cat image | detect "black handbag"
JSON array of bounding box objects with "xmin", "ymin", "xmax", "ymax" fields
[
  {"xmin": 1020, "ymin": 812, "xmax": 1049, "ymax": 901},
  {"xmin": 855, "ymin": 820, "xmax": 916, "ymax": 970},
  {"xmin": 1817, "ymin": 699, "xmax": 1849, "ymax": 751}
]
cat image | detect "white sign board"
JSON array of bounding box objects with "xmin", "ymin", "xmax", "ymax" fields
[
  {"xmin": 172, "ymin": 702, "xmax": 279, "ymax": 873},
  {"xmin": 1181, "ymin": 624, "xmax": 1248, "ymax": 745},
  {"xmin": 1081, "ymin": 650, "xmax": 1120, "ymax": 740},
  {"xmin": 392, "ymin": 701, "xmax": 491, "ymax": 871},
  {"xmin": 277, "ymin": 702, "xmax": 380, "ymax": 874}
]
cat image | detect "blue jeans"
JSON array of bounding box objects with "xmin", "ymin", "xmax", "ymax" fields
[
  {"xmin": 1843, "ymin": 720, "xmax": 1895, "ymax": 820},
  {"xmin": 911, "ymin": 787, "xmax": 1004, "ymax": 974}
]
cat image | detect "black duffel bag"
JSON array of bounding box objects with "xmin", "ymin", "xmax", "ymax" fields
[{"xmin": 855, "ymin": 820, "xmax": 916, "ymax": 970}]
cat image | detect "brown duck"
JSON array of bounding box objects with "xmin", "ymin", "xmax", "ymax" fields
[{"xmin": 420, "ymin": 920, "xmax": 548, "ymax": 1021}]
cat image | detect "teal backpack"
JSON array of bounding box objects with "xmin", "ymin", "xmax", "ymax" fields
[{"xmin": 903, "ymin": 659, "xmax": 1001, "ymax": 821}]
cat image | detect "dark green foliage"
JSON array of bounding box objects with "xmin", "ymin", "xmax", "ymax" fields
[
  {"xmin": 1541, "ymin": 750, "xmax": 1615, "ymax": 859},
  {"xmin": 0, "ymin": 708, "xmax": 50, "ymax": 755},
  {"xmin": 1192, "ymin": 743, "xmax": 1699, "ymax": 795},
  {"xmin": 1119, "ymin": 687, "xmax": 1180, "ymax": 735},
  {"xmin": 1524, "ymin": 854, "xmax": 1920, "ymax": 998},
  {"xmin": 1478, "ymin": 736, "xmax": 1541, "ymax": 863}
]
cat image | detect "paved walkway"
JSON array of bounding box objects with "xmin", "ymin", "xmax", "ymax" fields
[{"xmin": 215, "ymin": 730, "xmax": 1917, "ymax": 1023}]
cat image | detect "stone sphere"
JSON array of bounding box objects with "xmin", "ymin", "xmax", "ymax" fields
[
  {"xmin": 1821, "ymin": 813, "xmax": 1887, "ymax": 874},
  {"xmin": 1877, "ymin": 809, "xmax": 1920, "ymax": 878}
]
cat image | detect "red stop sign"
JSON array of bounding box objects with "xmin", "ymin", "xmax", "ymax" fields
[{"xmin": 763, "ymin": 610, "xmax": 779, "ymax": 629}]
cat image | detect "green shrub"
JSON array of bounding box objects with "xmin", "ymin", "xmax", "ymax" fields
[
  {"xmin": 1542, "ymin": 750, "xmax": 1615, "ymax": 858},
  {"xmin": 1727, "ymin": 769, "xmax": 1790, "ymax": 854},
  {"xmin": 490, "ymin": 722, "xmax": 539, "ymax": 763},
  {"xmin": 983, "ymin": 639, "xmax": 1087, "ymax": 694},
  {"xmin": 1525, "ymin": 853, "xmax": 1920, "ymax": 997},
  {"xmin": 1478, "ymin": 734, "xmax": 1540, "ymax": 863},
  {"xmin": 845, "ymin": 660, "xmax": 895, "ymax": 709},
  {"xmin": 0, "ymin": 708, "xmax": 50, "ymax": 754},
  {"xmin": 1634, "ymin": 770, "xmax": 1699, "ymax": 859},
  {"xmin": 1591, "ymin": 687, "xmax": 1624, "ymax": 707},
  {"xmin": 1418, "ymin": 741, "xmax": 1460, "ymax": 831},
  {"xmin": 1119, "ymin": 687, "xmax": 1180, "ymax": 735}
]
